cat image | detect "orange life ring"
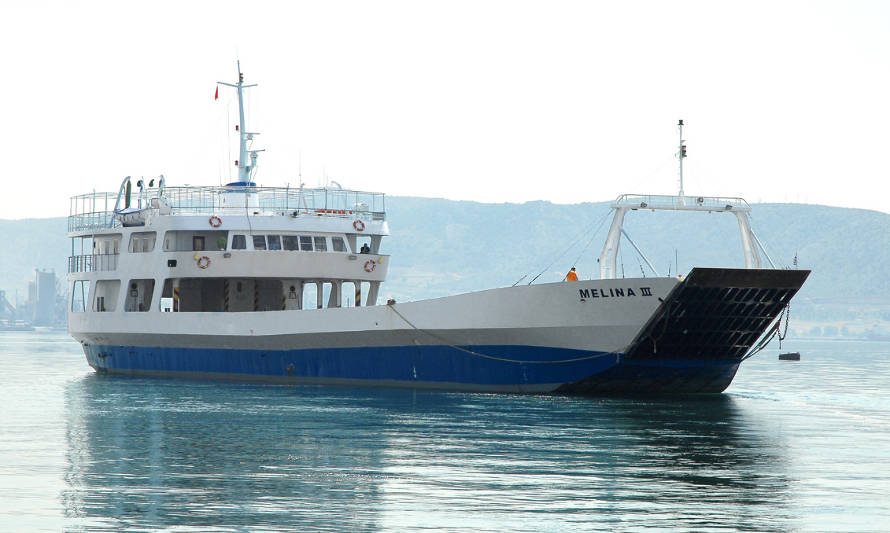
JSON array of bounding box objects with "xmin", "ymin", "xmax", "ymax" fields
[
  {"xmin": 353, "ymin": 219, "xmax": 365, "ymax": 232},
  {"xmin": 197, "ymin": 256, "xmax": 211, "ymax": 269},
  {"xmin": 364, "ymin": 260, "xmax": 376, "ymax": 273},
  {"xmin": 209, "ymin": 215, "xmax": 222, "ymax": 228}
]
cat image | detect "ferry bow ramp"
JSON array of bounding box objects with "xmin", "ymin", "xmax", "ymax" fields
[{"xmin": 558, "ymin": 267, "xmax": 810, "ymax": 394}]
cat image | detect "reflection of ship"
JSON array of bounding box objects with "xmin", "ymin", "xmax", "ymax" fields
[
  {"xmin": 66, "ymin": 66, "xmax": 808, "ymax": 393},
  {"xmin": 61, "ymin": 377, "xmax": 791, "ymax": 531},
  {"xmin": 61, "ymin": 376, "xmax": 384, "ymax": 531}
]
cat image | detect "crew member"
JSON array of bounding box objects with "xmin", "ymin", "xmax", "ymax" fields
[{"xmin": 566, "ymin": 267, "xmax": 578, "ymax": 281}]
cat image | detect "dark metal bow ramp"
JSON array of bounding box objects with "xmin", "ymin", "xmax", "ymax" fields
[{"xmin": 559, "ymin": 267, "xmax": 810, "ymax": 394}]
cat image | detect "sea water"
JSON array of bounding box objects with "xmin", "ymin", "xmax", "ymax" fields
[{"xmin": 1, "ymin": 331, "xmax": 888, "ymax": 532}]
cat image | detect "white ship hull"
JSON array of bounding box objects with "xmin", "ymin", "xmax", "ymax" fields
[{"xmin": 69, "ymin": 269, "xmax": 809, "ymax": 393}]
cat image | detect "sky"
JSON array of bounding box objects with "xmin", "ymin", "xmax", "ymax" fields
[{"xmin": 1, "ymin": 0, "xmax": 889, "ymax": 219}]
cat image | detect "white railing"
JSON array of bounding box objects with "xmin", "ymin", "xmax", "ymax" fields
[
  {"xmin": 613, "ymin": 194, "xmax": 751, "ymax": 212},
  {"xmin": 69, "ymin": 185, "xmax": 386, "ymax": 232},
  {"xmin": 68, "ymin": 254, "xmax": 119, "ymax": 273}
]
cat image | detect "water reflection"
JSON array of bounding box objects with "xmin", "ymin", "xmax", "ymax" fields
[
  {"xmin": 62, "ymin": 376, "xmax": 389, "ymax": 532},
  {"xmin": 63, "ymin": 376, "xmax": 791, "ymax": 532},
  {"xmin": 374, "ymin": 394, "xmax": 793, "ymax": 532}
]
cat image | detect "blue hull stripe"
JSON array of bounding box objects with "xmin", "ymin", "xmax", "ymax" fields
[
  {"xmin": 85, "ymin": 344, "xmax": 617, "ymax": 388},
  {"xmin": 83, "ymin": 343, "xmax": 741, "ymax": 393}
]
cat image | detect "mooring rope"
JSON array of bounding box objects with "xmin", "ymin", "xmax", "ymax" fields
[
  {"xmin": 740, "ymin": 303, "xmax": 789, "ymax": 361},
  {"xmin": 386, "ymin": 302, "xmax": 620, "ymax": 365}
]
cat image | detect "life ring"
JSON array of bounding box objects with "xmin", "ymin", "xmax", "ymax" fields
[
  {"xmin": 197, "ymin": 256, "xmax": 211, "ymax": 269},
  {"xmin": 353, "ymin": 219, "xmax": 365, "ymax": 232},
  {"xmin": 364, "ymin": 260, "xmax": 376, "ymax": 273},
  {"xmin": 209, "ymin": 215, "xmax": 222, "ymax": 228}
]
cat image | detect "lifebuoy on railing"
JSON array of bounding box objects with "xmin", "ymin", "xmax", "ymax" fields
[
  {"xmin": 197, "ymin": 256, "xmax": 211, "ymax": 269},
  {"xmin": 209, "ymin": 215, "xmax": 222, "ymax": 228},
  {"xmin": 353, "ymin": 219, "xmax": 365, "ymax": 232},
  {"xmin": 364, "ymin": 260, "xmax": 376, "ymax": 273}
]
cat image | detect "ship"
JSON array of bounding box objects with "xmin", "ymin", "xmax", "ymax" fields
[{"xmin": 66, "ymin": 65, "xmax": 809, "ymax": 393}]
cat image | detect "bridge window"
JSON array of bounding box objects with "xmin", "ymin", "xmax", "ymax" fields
[
  {"xmin": 71, "ymin": 280, "xmax": 90, "ymax": 313},
  {"xmin": 284, "ymin": 236, "xmax": 300, "ymax": 251},
  {"xmin": 232, "ymin": 234, "xmax": 246, "ymax": 249},
  {"xmin": 253, "ymin": 235, "xmax": 267, "ymax": 250},
  {"xmin": 314, "ymin": 237, "xmax": 327, "ymax": 252},
  {"xmin": 164, "ymin": 231, "xmax": 228, "ymax": 251},
  {"xmin": 93, "ymin": 280, "xmax": 120, "ymax": 312},
  {"xmin": 95, "ymin": 235, "xmax": 122, "ymax": 255},
  {"xmin": 268, "ymin": 235, "xmax": 282, "ymax": 250},
  {"xmin": 124, "ymin": 279, "xmax": 155, "ymax": 312},
  {"xmin": 129, "ymin": 232, "xmax": 156, "ymax": 253},
  {"xmin": 342, "ymin": 281, "xmax": 356, "ymax": 307},
  {"xmin": 332, "ymin": 237, "xmax": 347, "ymax": 252},
  {"xmin": 299, "ymin": 236, "xmax": 313, "ymax": 251},
  {"xmin": 302, "ymin": 282, "xmax": 318, "ymax": 309}
]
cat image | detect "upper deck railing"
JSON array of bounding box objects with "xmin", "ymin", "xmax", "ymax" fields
[
  {"xmin": 613, "ymin": 193, "xmax": 751, "ymax": 212},
  {"xmin": 69, "ymin": 185, "xmax": 386, "ymax": 232}
]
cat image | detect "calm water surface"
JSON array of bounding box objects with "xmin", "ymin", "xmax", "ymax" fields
[{"xmin": 1, "ymin": 332, "xmax": 888, "ymax": 532}]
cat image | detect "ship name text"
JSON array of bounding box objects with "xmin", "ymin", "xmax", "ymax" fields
[{"xmin": 579, "ymin": 287, "xmax": 653, "ymax": 302}]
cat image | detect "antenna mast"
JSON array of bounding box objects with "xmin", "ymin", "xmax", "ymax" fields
[
  {"xmin": 677, "ymin": 119, "xmax": 687, "ymax": 197},
  {"xmin": 218, "ymin": 61, "xmax": 262, "ymax": 183}
]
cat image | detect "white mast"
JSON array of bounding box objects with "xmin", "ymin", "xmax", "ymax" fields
[
  {"xmin": 677, "ymin": 119, "xmax": 687, "ymax": 197},
  {"xmin": 218, "ymin": 61, "xmax": 262, "ymax": 183},
  {"xmin": 598, "ymin": 122, "xmax": 765, "ymax": 279}
]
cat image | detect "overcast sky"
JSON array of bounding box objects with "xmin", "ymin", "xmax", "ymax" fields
[{"xmin": 1, "ymin": 0, "xmax": 888, "ymax": 219}]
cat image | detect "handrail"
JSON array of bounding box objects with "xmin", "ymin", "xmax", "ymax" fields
[
  {"xmin": 68, "ymin": 254, "xmax": 119, "ymax": 273},
  {"xmin": 69, "ymin": 185, "xmax": 387, "ymax": 232},
  {"xmin": 613, "ymin": 193, "xmax": 751, "ymax": 212}
]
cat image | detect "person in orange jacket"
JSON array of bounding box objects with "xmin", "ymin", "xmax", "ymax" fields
[{"xmin": 566, "ymin": 267, "xmax": 578, "ymax": 281}]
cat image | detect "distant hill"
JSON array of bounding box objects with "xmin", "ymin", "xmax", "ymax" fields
[
  {"xmin": 381, "ymin": 198, "xmax": 890, "ymax": 304},
  {"xmin": 1, "ymin": 199, "xmax": 888, "ymax": 307}
]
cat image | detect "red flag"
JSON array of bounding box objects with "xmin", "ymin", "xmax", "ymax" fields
[{"xmin": 214, "ymin": 86, "xmax": 219, "ymax": 100}]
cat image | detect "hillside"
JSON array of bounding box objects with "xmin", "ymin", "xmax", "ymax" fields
[
  {"xmin": 381, "ymin": 198, "xmax": 890, "ymax": 304},
  {"xmin": 1, "ymin": 199, "xmax": 888, "ymax": 308}
]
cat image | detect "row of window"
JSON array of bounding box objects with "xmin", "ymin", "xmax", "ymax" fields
[
  {"xmin": 84, "ymin": 232, "xmax": 365, "ymax": 254},
  {"xmin": 232, "ymin": 235, "xmax": 348, "ymax": 252}
]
